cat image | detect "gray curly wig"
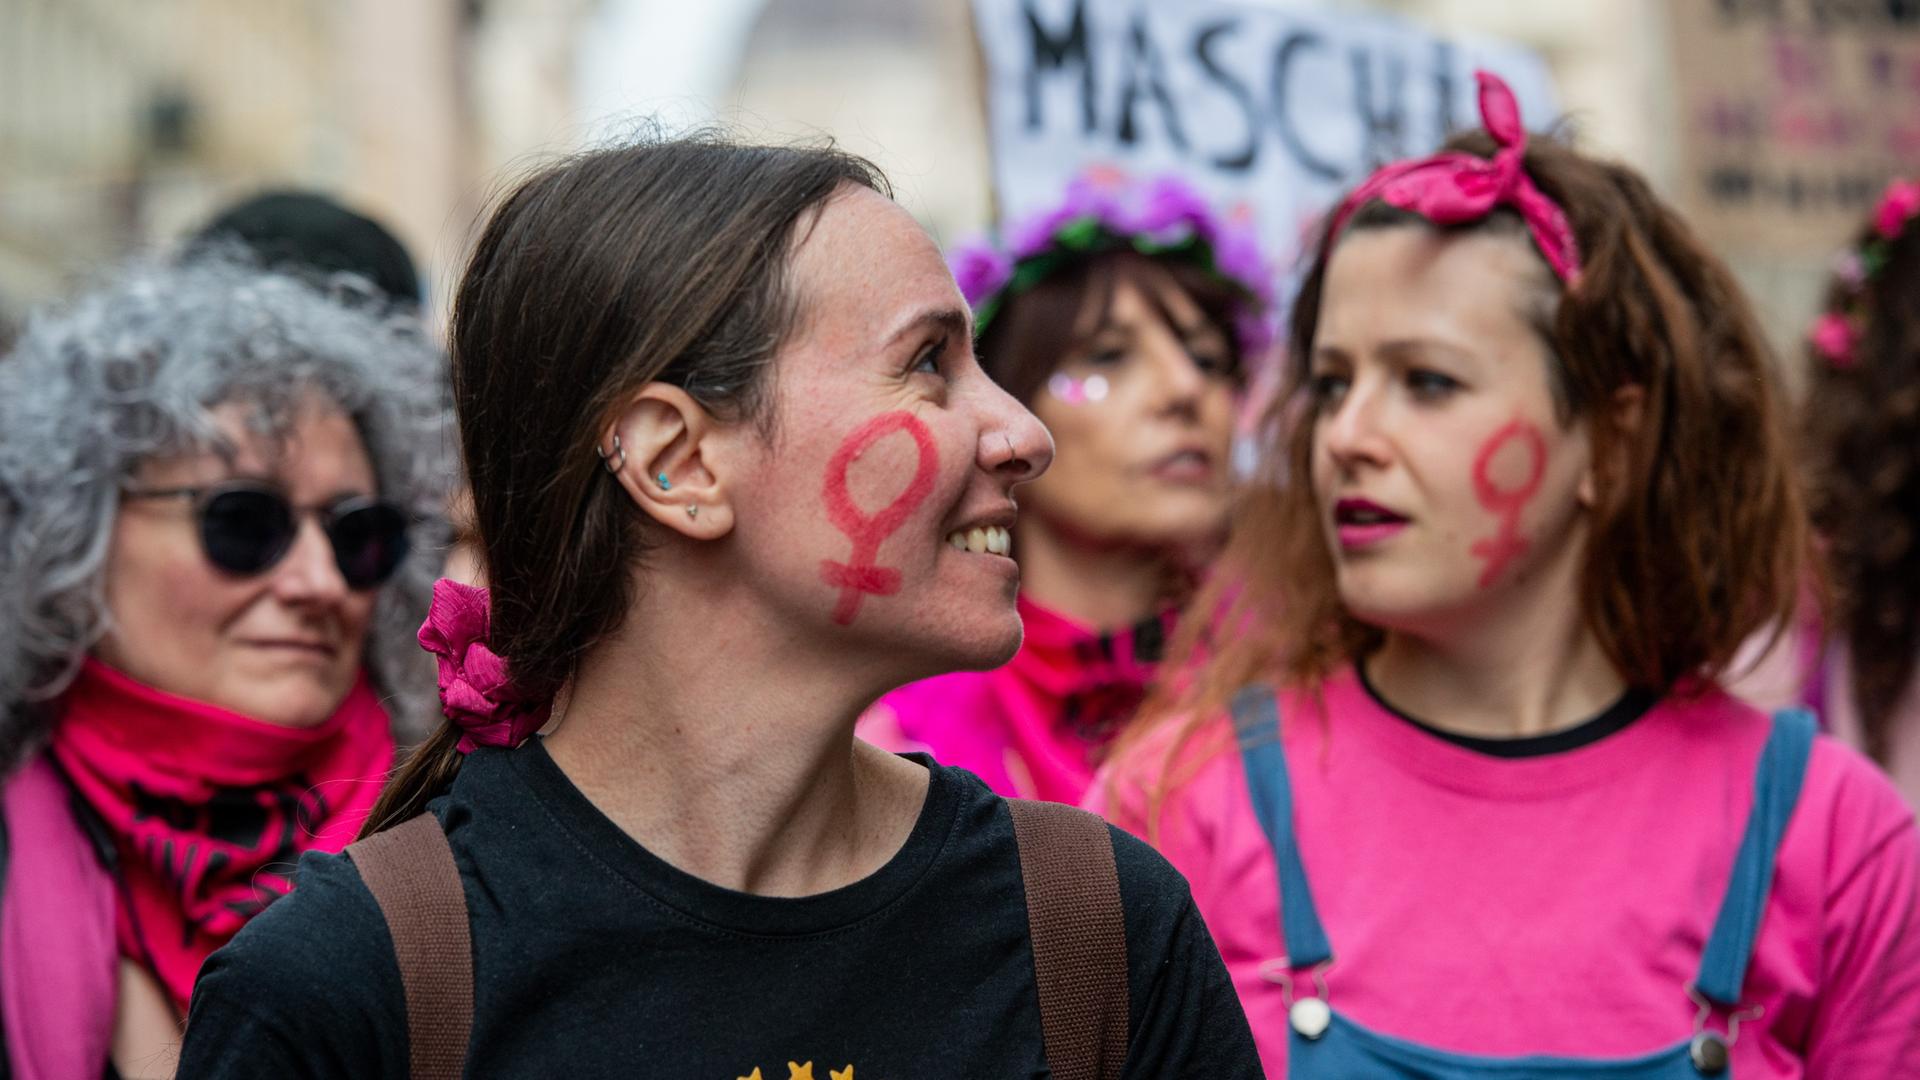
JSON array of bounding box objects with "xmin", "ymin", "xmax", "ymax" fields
[{"xmin": 0, "ymin": 252, "xmax": 452, "ymax": 768}]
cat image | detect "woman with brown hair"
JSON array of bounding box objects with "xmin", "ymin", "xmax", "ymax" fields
[
  {"xmin": 175, "ymin": 136, "xmax": 1261, "ymax": 1078},
  {"xmin": 1799, "ymin": 178, "xmax": 1920, "ymax": 810},
  {"xmin": 1090, "ymin": 73, "xmax": 1920, "ymax": 1077},
  {"xmin": 860, "ymin": 173, "xmax": 1269, "ymax": 805}
]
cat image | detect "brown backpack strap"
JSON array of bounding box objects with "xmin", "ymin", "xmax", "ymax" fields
[
  {"xmin": 346, "ymin": 813, "xmax": 473, "ymax": 1080},
  {"xmin": 1007, "ymin": 798, "xmax": 1130, "ymax": 1080}
]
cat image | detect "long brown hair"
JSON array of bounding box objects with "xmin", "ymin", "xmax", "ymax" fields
[
  {"xmin": 361, "ymin": 136, "xmax": 886, "ymax": 836},
  {"xmin": 1804, "ymin": 204, "xmax": 1920, "ymax": 764},
  {"xmin": 1117, "ymin": 128, "xmax": 1810, "ymax": 807}
]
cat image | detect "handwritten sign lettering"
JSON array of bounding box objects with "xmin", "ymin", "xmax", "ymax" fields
[
  {"xmin": 974, "ymin": 0, "xmax": 1558, "ymax": 277},
  {"xmin": 1669, "ymin": 0, "xmax": 1920, "ymax": 255}
]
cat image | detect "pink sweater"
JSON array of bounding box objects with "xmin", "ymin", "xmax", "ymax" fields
[{"xmin": 1087, "ymin": 668, "xmax": 1920, "ymax": 1078}]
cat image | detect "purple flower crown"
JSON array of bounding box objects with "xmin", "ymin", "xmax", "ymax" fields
[
  {"xmin": 949, "ymin": 171, "xmax": 1276, "ymax": 355},
  {"xmin": 1810, "ymin": 177, "xmax": 1920, "ymax": 370}
]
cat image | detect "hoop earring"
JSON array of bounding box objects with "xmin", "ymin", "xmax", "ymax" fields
[{"xmin": 597, "ymin": 435, "xmax": 626, "ymax": 474}]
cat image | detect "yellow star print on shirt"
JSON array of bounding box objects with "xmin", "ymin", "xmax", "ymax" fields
[{"xmin": 736, "ymin": 1062, "xmax": 856, "ymax": 1080}]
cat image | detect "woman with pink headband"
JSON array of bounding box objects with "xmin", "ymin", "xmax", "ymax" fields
[
  {"xmin": 861, "ymin": 173, "xmax": 1270, "ymax": 805},
  {"xmin": 1090, "ymin": 72, "xmax": 1920, "ymax": 1077}
]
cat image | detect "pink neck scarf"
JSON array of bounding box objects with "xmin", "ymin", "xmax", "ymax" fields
[
  {"xmin": 1326, "ymin": 70, "xmax": 1582, "ymax": 287},
  {"xmin": 3, "ymin": 657, "xmax": 394, "ymax": 1053},
  {"xmin": 874, "ymin": 596, "xmax": 1174, "ymax": 804}
]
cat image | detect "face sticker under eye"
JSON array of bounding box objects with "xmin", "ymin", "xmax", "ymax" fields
[
  {"xmin": 1046, "ymin": 372, "xmax": 1109, "ymax": 406},
  {"xmin": 1469, "ymin": 418, "xmax": 1548, "ymax": 589},
  {"xmin": 819, "ymin": 411, "xmax": 940, "ymax": 626}
]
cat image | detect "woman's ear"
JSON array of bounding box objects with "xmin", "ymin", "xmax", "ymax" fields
[
  {"xmin": 600, "ymin": 384, "xmax": 736, "ymax": 539},
  {"xmin": 1578, "ymin": 384, "xmax": 1646, "ymax": 510}
]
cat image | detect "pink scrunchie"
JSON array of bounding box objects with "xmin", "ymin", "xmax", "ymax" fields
[
  {"xmin": 1326, "ymin": 69, "xmax": 1582, "ymax": 287},
  {"xmin": 418, "ymin": 578, "xmax": 552, "ymax": 752}
]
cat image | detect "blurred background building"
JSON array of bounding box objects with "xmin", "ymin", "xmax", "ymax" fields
[
  {"xmin": 0, "ymin": 0, "xmax": 588, "ymax": 328},
  {"xmin": 2, "ymin": 0, "xmax": 1914, "ymax": 380}
]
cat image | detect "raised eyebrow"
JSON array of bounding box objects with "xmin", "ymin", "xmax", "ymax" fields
[
  {"xmin": 886, "ymin": 307, "xmax": 970, "ymax": 349},
  {"xmin": 1178, "ymin": 321, "xmax": 1230, "ymax": 346},
  {"xmin": 1375, "ymin": 337, "xmax": 1475, "ymax": 366},
  {"xmin": 1308, "ymin": 342, "xmax": 1354, "ymax": 369}
]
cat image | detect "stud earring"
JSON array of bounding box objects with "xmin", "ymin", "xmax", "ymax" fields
[
  {"xmin": 598, "ymin": 435, "xmax": 626, "ymax": 474},
  {"xmin": 656, "ymin": 472, "xmax": 672, "ymax": 491},
  {"xmin": 685, "ymin": 504, "xmax": 699, "ymax": 519}
]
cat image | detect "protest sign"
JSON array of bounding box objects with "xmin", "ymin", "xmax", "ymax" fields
[
  {"xmin": 1667, "ymin": 0, "xmax": 1920, "ymax": 258},
  {"xmin": 969, "ymin": 0, "xmax": 1558, "ymax": 276}
]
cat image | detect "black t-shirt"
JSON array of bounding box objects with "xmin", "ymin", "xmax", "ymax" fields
[{"xmin": 176, "ymin": 744, "xmax": 1260, "ymax": 1079}]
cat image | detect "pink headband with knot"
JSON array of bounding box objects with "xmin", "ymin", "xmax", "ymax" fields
[
  {"xmin": 1325, "ymin": 70, "xmax": 1582, "ymax": 287},
  {"xmin": 418, "ymin": 579, "xmax": 552, "ymax": 753}
]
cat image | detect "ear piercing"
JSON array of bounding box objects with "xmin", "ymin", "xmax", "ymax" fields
[
  {"xmin": 597, "ymin": 435, "xmax": 626, "ymax": 473},
  {"xmin": 656, "ymin": 472, "xmax": 672, "ymax": 491},
  {"xmin": 685, "ymin": 504, "xmax": 699, "ymax": 519}
]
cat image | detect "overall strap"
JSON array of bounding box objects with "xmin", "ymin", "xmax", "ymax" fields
[
  {"xmin": 1693, "ymin": 709, "xmax": 1818, "ymax": 1007},
  {"xmin": 347, "ymin": 813, "xmax": 473, "ymax": 1080},
  {"xmin": 1231, "ymin": 686, "xmax": 1333, "ymax": 968},
  {"xmin": 1007, "ymin": 798, "xmax": 1130, "ymax": 1080}
]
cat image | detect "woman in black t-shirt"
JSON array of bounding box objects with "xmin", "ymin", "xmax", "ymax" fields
[{"xmin": 176, "ymin": 137, "xmax": 1260, "ymax": 1079}]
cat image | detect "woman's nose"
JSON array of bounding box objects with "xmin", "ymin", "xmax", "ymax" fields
[
  {"xmin": 269, "ymin": 518, "xmax": 351, "ymax": 603},
  {"xmin": 981, "ymin": 388, "xmax": 1054, "ymax": 485},
  {"xmin": 1144, "ymin": 338, "xmax": 1209, "ymax": 410},
  {"xmin": 1319, "ymin": 386, "xmax": 1390, "ymax": 470}
]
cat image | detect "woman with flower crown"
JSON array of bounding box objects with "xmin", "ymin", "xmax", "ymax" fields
[
  {"xmin": 176, "ymin": 137, "xmax": 1262, "ymax": 1078},
  {"xmin": 859, "ymin": 173, "xmax": 1271, "ymax": 806},
  {"xmin": 1089, "ymin": 73, "xmax": 1920, "ymax": 1077},
  {"xmin": 1792, "ymin": 177, "xmax": 1920, "ymax": 811}
]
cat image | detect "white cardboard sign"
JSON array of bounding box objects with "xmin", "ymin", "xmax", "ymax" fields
[{"xmin": 970, "ymin": 0, "xmax": 1559, "ymax": 277}]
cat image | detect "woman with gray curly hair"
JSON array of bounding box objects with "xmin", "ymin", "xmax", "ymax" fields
[{"xmin": 0, "ymin": 253, "xmax": 447, "ymax": 1079}]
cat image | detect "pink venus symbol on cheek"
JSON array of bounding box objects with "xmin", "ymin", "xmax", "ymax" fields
[
  {"xmin": 820, "ymin": 411, "xmax": 940, "ymax": 626},
  {"xmin": 1469, "ymin": 419, "xmax": 1548, "ymax": 589}
]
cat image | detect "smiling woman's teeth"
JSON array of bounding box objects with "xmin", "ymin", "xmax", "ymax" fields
[{"xmin": 947, "ymin": 525, "xmax": 1011, "ymax": 556}]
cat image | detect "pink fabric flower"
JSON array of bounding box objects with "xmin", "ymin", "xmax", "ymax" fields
[
  {"xmin": 417, "ymin": 578, "xmax": 552, "ymax": 752},
  {"xmin": 1873, "ymin": 179, "xmax": 1920, "ymax": 240},
  {"xmin": 1809, "ymin": 312, "xmax": 1859, "ymax": 369}
]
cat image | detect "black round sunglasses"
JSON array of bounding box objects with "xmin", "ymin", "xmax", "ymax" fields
[{"xmin": 123, "ymin": 481, "xmax": 411, "ymax": 591}]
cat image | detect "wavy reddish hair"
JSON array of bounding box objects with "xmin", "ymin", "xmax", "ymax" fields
[{"xmin": 1114, "ymin": 129, "xmax": 1812, "ymax": 816}]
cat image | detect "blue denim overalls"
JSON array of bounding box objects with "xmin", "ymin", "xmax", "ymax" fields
[{"xmin": 1231, "ymin": 687, "xmax": 1816, "ymax": 1078}]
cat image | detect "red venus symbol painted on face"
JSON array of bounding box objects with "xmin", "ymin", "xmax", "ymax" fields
[
  {"xmin": 1468, "ymin": 419, "xmax": 1548, "ymax": 589},
  {"xmin": 820, "ymin": 411, "xmax": 940, "ymax": 626}
]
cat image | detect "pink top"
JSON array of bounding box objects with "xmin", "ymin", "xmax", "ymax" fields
[
  {"xmin": 1087, "ymin": 667, "xmax": 1920, "ymax": 1078},
  {"xmin": 859, "ymin": 596, "xmax": 1171, "ymax": 803}
]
